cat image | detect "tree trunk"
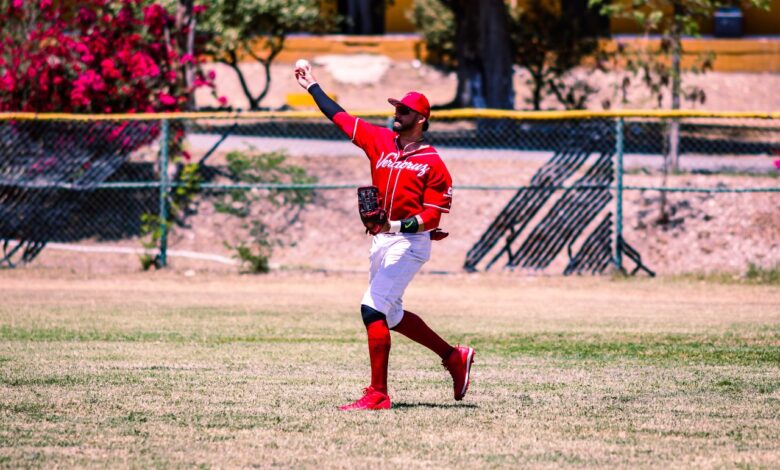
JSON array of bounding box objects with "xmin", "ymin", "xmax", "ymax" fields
[
  {"xmin": 531, "ymin": 70, "xmax": 544, "ymax": 111},
  {"xmin": 658, "ymin": 2, "xmax": 684, "ymax": 223},
  {"xmin": 448, "ymin": 0, "xmax": 514, "ymax": 109},
  {"xmin": 344, "ymin": 0, "xmax": 384, "ymax": 34},
  {"xmin": 176, "ymin": 0, "xmax": 196, "ymax": 111},
  {"xmin": 668, "ymin": 3, "xmax": 682, "ymax": 172},
  {"xmin": 480, "ymin": 0, "xmax": 514, "ymax": 109}
]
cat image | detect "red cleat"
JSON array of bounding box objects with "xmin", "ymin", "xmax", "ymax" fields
[
  {"xmin": 443, "ymin": 346, "xmax": 475, "ymax": 401},
  {"xmin": 339, "ymin": 387, "xmax": 392, "ymax": 411}
]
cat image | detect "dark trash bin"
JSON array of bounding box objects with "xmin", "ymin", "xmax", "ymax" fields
[{"xmin": 714, "ymin": 7, "xmax": 743, "ymax": 38}]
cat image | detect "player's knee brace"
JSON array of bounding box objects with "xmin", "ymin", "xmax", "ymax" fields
[{"xmin": 360, "ymin": 304, "xmax": 386, "ymax": 326}]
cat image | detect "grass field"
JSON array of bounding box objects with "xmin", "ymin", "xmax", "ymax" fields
[{"xmin": 1, "ymin": 270, "xmax": 779, "ymax": 468}]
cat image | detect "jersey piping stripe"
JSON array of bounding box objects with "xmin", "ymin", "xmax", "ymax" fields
[
  {"xmin": 424, "ymin": 202, "xmax": 450, "ymax": 212},
  {"xmin": 382, "ymin": 153, "xmax": 395, "ymax": 214},
  {"xmin": 387, "ymin": 160, "xmax": 405, "ymax": 220},
  {"xmin": 351, "ymin": 118, "xmax": 360, "ymax": 141}
]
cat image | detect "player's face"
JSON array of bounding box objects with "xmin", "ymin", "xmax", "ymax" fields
[{"xmin": 393, "ymin": 105, "xmax": 420, "ymax": 132}]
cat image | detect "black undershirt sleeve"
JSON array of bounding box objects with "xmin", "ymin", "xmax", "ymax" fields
[{"xmin": 308, "ymin": 83, "xmax": 345, "ymax": 121}]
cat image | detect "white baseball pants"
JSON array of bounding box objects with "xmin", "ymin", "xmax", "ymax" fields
[{"xmin": 361, "ymin": 232, "xmax": 432, "ymax": 328}]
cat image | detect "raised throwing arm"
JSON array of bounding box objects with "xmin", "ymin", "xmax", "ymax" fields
[{"xmin": 294, "ymin": 59, "xmax": 344, "ymax": 121}]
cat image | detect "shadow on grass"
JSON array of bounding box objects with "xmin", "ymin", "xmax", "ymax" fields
[{"xmin": 392, "ymin": 402, "xmax": 478, "ymax": 409}]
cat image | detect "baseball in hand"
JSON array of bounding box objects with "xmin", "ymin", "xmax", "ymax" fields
[{"xmin": 295, "ymin": 59, "xmax": 310, "ymax": 70}]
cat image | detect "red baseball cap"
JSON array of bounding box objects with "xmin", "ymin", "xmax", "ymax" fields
[{"xmin": 388, "ymin": 91, "xmax": 430, "ymax": 119}]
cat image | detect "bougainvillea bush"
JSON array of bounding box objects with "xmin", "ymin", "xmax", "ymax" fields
[
  {"xmin": 0, "ymin": 0, "xmax": 210, "ymax": 113},
  {"xmin": 0, "ymin": 0, "xmax": 216, "ymax": 268}
]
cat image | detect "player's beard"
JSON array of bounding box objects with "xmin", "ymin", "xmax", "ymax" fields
[{"xmin": 393, "ymin": 118, "xmax": 415, "ymax": 132}]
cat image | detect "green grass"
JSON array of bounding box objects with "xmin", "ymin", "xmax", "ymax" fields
[
  {"xmin": 473, "ymin": 332, "xmax": 780, "ymax": 365},
  {"xmin": 1, "ymin": 272, "xmax": 779, "ymax": 468},
  {"xmin": 3, "ymin": 326, "xmax": 777, "ymax": 365},
  {"xmin": 746, "ymin": 263, "xmax": 780, "ymax": 285},
  {"xmin": 667, "ymin": 263, "xmax": 780, "ymax": 286}
]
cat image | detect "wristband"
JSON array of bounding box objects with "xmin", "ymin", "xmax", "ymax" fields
[
  {"xmin": 306, "ymin": 82, "xmax": 319, "ymax": 91},
  {"xmin": 400, "ymin": 217, "xmax": 419, "ymax": 233},
  {"xmin": 389, "ymin": 220, "xmax": 401, "ymax": 232}
]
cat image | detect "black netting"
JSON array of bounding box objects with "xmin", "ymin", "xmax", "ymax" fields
[{"xmin": 1, "ymin": 114, "xmax": 777, "ymax": 272}]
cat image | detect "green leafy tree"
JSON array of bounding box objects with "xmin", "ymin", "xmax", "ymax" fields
[
  {"xmin": 590, "ymin": 0, "xmax": 771, "ymax": 223},
  {"xmin": 215, "ymin": 150, "xmax": 317, "ymax": 273},
  {"xmin": 410, "ymin": 0, "xmax": 514, "ymax": 109},
  {"xmin": 411, "ymin": 0, "xmax": 608, "ymax": 110},
  {"xmin": 197, "ymin": 0, "xmax": 335, "ymax": 110},
  {"xmin": 589, "ymin": 0, "xmax": 771, "ymax": 159},
  {"xmin": 408, "ymin": 0, "xmax": 456, "ymax": 72},
  {"xmin": 509, "ymin": 0, "xmax": 609, "ymax": 110}
]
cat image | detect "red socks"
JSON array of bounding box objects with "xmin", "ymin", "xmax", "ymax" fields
[
  {"xmin": 366, "ymin": 319, "xmax": 391, "ymax": 395},
  {"xmin": 392, "ymin": 310, "xmax": 454, "ymax": 360},
  {"xmin": 364, "ymin": 311, "xmax": 453, "ymax": 394}
]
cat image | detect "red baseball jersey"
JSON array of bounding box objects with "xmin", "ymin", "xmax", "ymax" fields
[{"xmin": 333, "ymin": 112, "xmax": 452, "ymax": 226}]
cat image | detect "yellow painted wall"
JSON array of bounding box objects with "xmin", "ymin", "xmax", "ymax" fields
[
  {"xmin": 386, "ymin": 0, "xmax": 416, "ymax": 33},
  {"xmin": 275, "ymin": 35, "xmax": 780, "ymax": 72}
]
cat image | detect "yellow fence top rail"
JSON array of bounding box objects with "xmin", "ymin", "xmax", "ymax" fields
[{"xmin": 2, "ymin": 109, "xmax": 780, "ymax": 121}]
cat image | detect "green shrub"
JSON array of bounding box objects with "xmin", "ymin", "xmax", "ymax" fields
[
  {"xmin": 215, "ymin": 150, "xmax": 317, "ymax": 274},
  {"xmin": 745, "ymin": 263, "xmax": 780, "ymax": 285}
]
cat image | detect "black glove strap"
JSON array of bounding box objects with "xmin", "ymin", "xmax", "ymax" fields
[{"xmin": 400, "ymin": 217, "xmax": 419, "ymax": 233}]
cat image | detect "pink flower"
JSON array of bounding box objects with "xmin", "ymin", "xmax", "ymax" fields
[
  {"xmin": 74, "ymin": 43, "xmax": 90, "ymax": 56},
  {"xmin": 101, "ymin": 58, "xmax": 121, "ymax": 79},
  {"xmin": 774, "ymin": 159, "xmax": 780, "ymax": 170},
  {"xmin": 142, "ymin": 4, "xmax": 167, "ymax": 36},
  {"xmin": 207, "ymin": 70, "xmax": 216, "ymax": 80},
  {"xmin": 159, "ymin": 93, "xmax": 176, "ymax": 106},
  {"xmin": 1, "ymin": 73, "xmax": 16, "ymax": 92},
  {"xmin": 193, "ymin": 5, "xmax": 206, "ymax": 14},
  {"xmin": 77, "ymin": 7, "xmax": 97, "ymax": 26},
  {"xmin": 70, "ymin": 70, "xmax": 106, "ymax": 108},
  {"xmin": 117, "ymin": 5, "xmax": 134, "ymax": 27},
  {"xmin": 128, "ymin": 51, "xmax": 159, "ymax": 78},
  {"xmin": 3, "ymin": 0, "xmax": 194, "ymax": 116},
  {"xmin": 217, "ymin": 96, "xmax": 227, "ymax": 106}
]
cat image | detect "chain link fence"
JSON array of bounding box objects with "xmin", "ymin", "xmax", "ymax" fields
[{"xmin": 1, "ymin": 111, "xmax": 779, "ymax": 274}]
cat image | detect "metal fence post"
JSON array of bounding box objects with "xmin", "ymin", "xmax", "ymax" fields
[
  {"xmin": 614, "ymin": 117, "xmax": 624, "ymax": 271},
  {"xmin": 158, "ymin": 119, "xmax": 169, "ymax": 268}
]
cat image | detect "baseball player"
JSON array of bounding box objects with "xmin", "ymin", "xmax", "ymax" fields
[{"xmin": 294, "ymin": 59, "xmax": 475, "ymax": 410}]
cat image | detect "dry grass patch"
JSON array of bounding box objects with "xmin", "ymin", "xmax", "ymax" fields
[{"xmin": 1, "ymin": 272, "xmax": 779, "ymax": 468}]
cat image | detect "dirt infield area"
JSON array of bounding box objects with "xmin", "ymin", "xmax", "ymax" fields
[{"xmin": 1, "ymin": 271, "xmax": 779, "ymax": 467}]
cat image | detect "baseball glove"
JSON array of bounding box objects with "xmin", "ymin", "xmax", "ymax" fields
[
  {"xmin": 430, "ymin": 228, "xmax": 449, "ymax": 241},
  {"xmin": 357, "ymin": 185, "xmax": 387, "ymax": 235}
]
